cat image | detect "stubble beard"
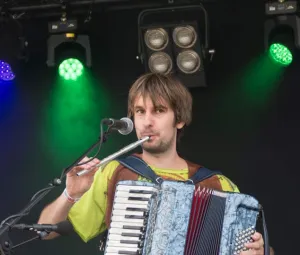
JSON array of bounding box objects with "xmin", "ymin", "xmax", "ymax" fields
[{"xmin": 142, "ymin": 135, "xmax": 175, "ymax": 155}]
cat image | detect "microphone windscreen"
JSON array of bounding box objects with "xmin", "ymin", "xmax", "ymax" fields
[{"xmin": 56, "ymin": 220, "xmax": 74, "ymax": 236}]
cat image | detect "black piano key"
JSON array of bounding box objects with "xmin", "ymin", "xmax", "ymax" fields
[
  {"xmin": 120, "ymin": 240, "xmax": 144, "ymax": 248},
  {"xmin": 128, "ymin": 197, "xmax": 149, "ymax": 201},
  {"xmin": 126, "ymin": 207, "xmax": 148, "ymax": 212},
  {"xmin": 120, "ymin": 240, "xmax": 139, "ymax": 245},
  {"xmin": 129, "ymin": 190, "xmax": 154, "ymax": 194},
  {"xmin": 125, "ymin": 215, "xmax": 146, "ymax": 220},
  {"xmin": 118, "ymin": 251, "xmax": 141, "ymax": 255},
  {"xmin": 125, "ymin": 209, "xmax": 149, "ymax": 217},
  {"xmin": 121, "ymin": 233, "xmax": 144, "ymax": 239},
  {"xmin": 123, "ymin": 225, "xmax": 146, "ymax": 232}
]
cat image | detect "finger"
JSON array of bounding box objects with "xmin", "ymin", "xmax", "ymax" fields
[
  {"xmin": 240, "ymin": 249, "xmax": 264, "ymax": 255},
  {"xmin": 239, "ymin": 250, "xmax": 252, "ymax": 255},
  {"xmin": 251, "ymin": 232, "xmax": 262, "ymax": 241},
  {"xmin": 87, "ymin": 158, "xmax": 101, "ymax": 168},
  {"xmin": 92, "ymin": 158, "xmax": 101, "ymax": 164},
  {"xmin": 81, "ymin": 164, "xmax": 100, "ymax": 177},
  {"xmin": 245, "ymin": 241, "xmax": 261, "ymax": 250},
  {"xmin": 251, "ymin": 232, "xmax": 264, "ymax": 247},
  {"xmin": 79, "ymin": 156, "xmax": 91, "ymax": 164},
  {"xmin": 84, "ymin": 163, "xmax": 100, "ymax": 172},
  {"xmin": 82, "ymin": 157, "xmax": 100, "ymax": 167}
]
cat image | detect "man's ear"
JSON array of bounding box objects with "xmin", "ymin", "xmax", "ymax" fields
[{"xmin": 176, "ymin": 121, "xmax": 185, "ymax": 130}]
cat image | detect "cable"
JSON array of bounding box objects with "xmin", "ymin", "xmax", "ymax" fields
[
  {"xmin": 59, "ymin": 119, "xmax": 109, "ymax": 180},
  {"xmin": 0, "ymin": 185, "xmax": 55, "ymax": 229},
  {"xmin": 74, "ymin": 120, "xmax": 106, "ymax": 166}
]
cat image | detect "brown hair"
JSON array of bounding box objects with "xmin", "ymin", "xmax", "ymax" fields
[{"xmin": 127, "ymin": 73, "xmax": 193, "ymax": 138}]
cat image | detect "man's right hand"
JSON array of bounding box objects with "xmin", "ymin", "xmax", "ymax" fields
[{"xmin": 65, "ymin": 156, "xmax": 101, "ymax": 198}]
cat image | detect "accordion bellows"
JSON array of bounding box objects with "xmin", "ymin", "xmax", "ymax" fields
[{"xmin": 104, "ymin": 180, "xmax": 260, "ymax": 255}]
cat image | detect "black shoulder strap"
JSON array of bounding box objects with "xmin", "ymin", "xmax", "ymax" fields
[
  {"xmin": 189, "ymin": 167, "xmax": 222, "ymax": 184},
  {"xmin": 117, "ymin": 155, "xmax": 222, "ymax": 184},
  {"xmin": 117, "ymin": 155, "xmax": 161, "ymax": 184}
]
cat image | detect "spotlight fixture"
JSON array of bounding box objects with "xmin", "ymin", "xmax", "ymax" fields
[
  {"xmin": 0, "ymin": 61, "xmax": 15, "ymax": 82},
  {"xmin": 58, "ymin": 58, "xmax": 84, "ymax": 80},
  {"xmin": 264, "ymin": 2, "xmax": 300, "ymax": 66},
  {"xmin": 46, "ymin": 4, "xmax": 92, "ymax": 76},
  {"xmin": 137, "ymin": 5, "xmax": 215, "ymax": 88},
  {"xmin": 0, "ymin": 12, "xmax": 28, "ymax": 81}
]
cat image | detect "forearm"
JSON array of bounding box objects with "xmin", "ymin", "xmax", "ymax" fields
[{"xmin": 38, "ymin": 193, "xmax": 74, "ymax": 239}]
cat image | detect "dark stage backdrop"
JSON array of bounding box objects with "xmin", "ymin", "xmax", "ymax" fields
[{"xmin": 0, "ymin": 1, "xmax": 298, "ymax": 255}]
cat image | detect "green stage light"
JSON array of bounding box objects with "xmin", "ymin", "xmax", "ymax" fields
[
  {"xmin": 59, "ymin": 58, "xmax": 84, "ymax": 80},
  {"xmin": 269, "ymin": 43, "xmax": 293, "ymax": 66}
]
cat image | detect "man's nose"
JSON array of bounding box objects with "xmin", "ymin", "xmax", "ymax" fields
[{"xmin": 143, "ymin": 112, "xmax": 154, "ymax": 126}]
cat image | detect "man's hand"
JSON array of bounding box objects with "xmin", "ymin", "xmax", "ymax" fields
[
  {"xmin": 240, "ymin": 232, "xmax": 264, "ymax": 255},
  {"xmin": 66, "ymin": 156, "xmax": 100, "ymax": 198}
]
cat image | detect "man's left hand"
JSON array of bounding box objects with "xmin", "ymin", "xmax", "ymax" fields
[{"xmin": 240, "ymin": 232, "xmax": 264, "ymax": 255}]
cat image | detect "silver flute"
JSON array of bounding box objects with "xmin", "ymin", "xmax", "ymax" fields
[{"xmin": 76, "ymin": 136, "xmax": 150, "ymax": 176}]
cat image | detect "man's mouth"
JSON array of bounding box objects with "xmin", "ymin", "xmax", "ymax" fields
[{"xmin": 141, "ymin": 133, "xmax": 157, "ymax": 140}]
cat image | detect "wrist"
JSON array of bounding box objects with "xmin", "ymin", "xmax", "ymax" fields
[{"xmin": 63, "ymin": 188, "xmax": 81, "ymax": 204}]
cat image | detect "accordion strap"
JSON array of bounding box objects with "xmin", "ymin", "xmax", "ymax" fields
[
  {"xmin": 117, "ymin": 155, "xmax": 162, "ymax": 184},
  {"xmin": 188, "ymin": 167, "xmax": 222, "ymax": 184},
  {"xmin": 261, "ymin": 206, "xmax": 270, "ymax": 255},
  {"xmin": 117, "ymin": 155, "xmax": 221, "ymax": 184}
]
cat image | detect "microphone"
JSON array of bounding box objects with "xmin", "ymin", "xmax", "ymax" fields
[
  {"xmin": 12, "ymin": 220, "xmax": 73, "ymax": 236},
  {"xmin": 102, "ymin": 117, "xmax": 133, "ymax": 135}
]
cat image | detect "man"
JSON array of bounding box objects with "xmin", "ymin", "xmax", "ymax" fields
[{"xmin": 38, "ymin": 73, "xmax": 265, "ymax": 254}]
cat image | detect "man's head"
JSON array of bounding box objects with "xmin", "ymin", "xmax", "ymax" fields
[{"xmin": 128, "ymin": 73, "xmax": 193, "ymax": 154}]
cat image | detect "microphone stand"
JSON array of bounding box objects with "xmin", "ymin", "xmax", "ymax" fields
[{"xmin": 0, "ymin": 129, "xmax": 111, "ymax": 255}]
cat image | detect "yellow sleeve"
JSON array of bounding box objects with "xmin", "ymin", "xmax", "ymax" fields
[
  {"xmin": 68, "ymin": 160, "xmax": 120, "ymax": 242},
  {"xmin": 217, "ymin": 174, "xmax": 240, "ymax": 193}
]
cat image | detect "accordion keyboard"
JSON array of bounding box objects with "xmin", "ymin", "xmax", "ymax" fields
[{"xmin": 105, "ymin": 184, "xmax": 158, "ymax": 255}]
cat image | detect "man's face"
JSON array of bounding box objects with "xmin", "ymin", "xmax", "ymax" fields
[{"xmin": 133, "ymin": 95, "xmax": 184, "ymax": 154}]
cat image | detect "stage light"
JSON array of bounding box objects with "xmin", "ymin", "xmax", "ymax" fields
[
  {"xmin": 264, "ymin": 1, "xmax": 300, "ymax": 66},
  {"xmin": 172, "ymin": 25, "xmax": 197, "ymax": 48},
  {"xmin": 269, "ymin": 43, "xmax": 293, "ymax": 65},
  {"xmin": 137, "ymin": 5, "xmax": 215, "ymax": 88},
  {"xmin": 176, "ymin": 50, "xmax": 201, "ymax": 74},
  {"xmin": 139, "ymin": 22, "xmax": 207, "ymax": 87},
  {"xmin": 47, "ymin": 32, "xmax": 92, "ymax": 69},
  {"xmin": 148, "ymin": 52, "xmax": 173, "ymax": 74},
  {"xmin": 0, "ymin": 13, "xmax": 28, "ymax": 81},
  {"xmin": 47, "ymin": 7, "xmax": 92, "ymax": 70},
  {"xmin": 0, "ymin": 61, "xmax": 15, "ymax": 81},
  {"xmin": 58, "ymin": 58, "xmax": 84, "ymax": 80},
  {"xmin": 144, "ymin": 28, "xmax": 169, "ymax": 51}
]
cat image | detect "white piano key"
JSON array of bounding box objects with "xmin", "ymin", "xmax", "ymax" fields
[
  {"xmin": 115, "ymin": 191, "xmax": 153, "ymax": 199},
  {"xmin": 113, "ymin": 203, "xmax": 148, "ymax": 210},
  {"xmin": 109, "ymin": 228, "xmax": 142, "ymax": 235},
  {"xmin": 106, "ymin": 240, "xmax": 139, "ymax": 248},
  {"xmin": 117, "ymin": 185, "xmax": 158, "ymax": 192},
  {"xmin": 106, "ymin": 246, "xmax": 140, "ymax": 253},
  {"xmin": 108, "ymin": 234, "xmax": 140, "ymax": 242},
  {"xmin": 111, "ymin": 215, "xmax": 144, "ymax": 224},
  {"xmin": 114, "ymin": 197, "xmax": 149, "ymax": 205},
  {"xmin": 110, "ymin": 221, "xmax": 145, "ymax": 229},
  {"xmin": 112, "ymin": 209, "xmax": 144, "ymax": 217}
]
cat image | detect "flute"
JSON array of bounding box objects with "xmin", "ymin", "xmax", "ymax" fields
[{"xmin": 76, "ymin": 136, "xmax": 150, "ymax": 176}]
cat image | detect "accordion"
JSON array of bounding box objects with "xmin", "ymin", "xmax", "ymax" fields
[{"xmin": 104, "ymin": 180, "xmax": 262, "ymax": 255}]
